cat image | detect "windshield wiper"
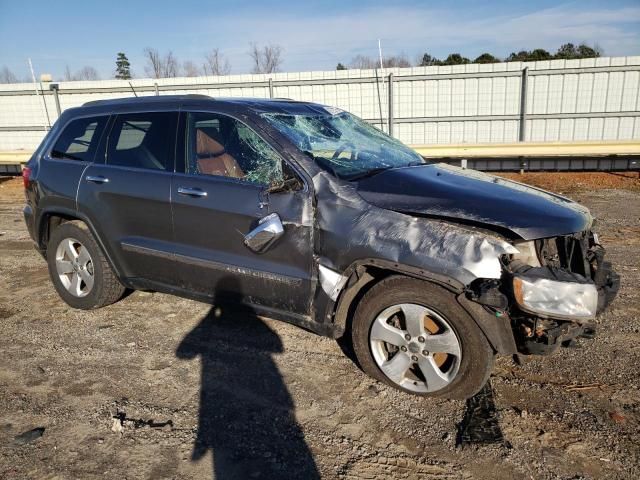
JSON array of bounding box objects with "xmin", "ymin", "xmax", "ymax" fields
[{"xmin": 345, "ymin": 166, "xmax": 395, "ymax": 181}]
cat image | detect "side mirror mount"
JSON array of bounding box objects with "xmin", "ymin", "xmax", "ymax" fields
[
  {"xmin": 265, "ymin": 175, "xmax": 303, "ymax": 194},
  {"xmin": 243, "ymin": 213, "xmax": 284, "ymax": 253}
]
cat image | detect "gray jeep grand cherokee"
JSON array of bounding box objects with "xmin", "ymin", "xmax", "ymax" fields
[{"xmin": 22, "ymin": 95, "xmax": 618, "ymax": 399}]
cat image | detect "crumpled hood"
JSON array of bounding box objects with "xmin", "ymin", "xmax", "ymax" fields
[{"xmin": 355, "ymin": 164, "xmax": 592, "ymax": 240}]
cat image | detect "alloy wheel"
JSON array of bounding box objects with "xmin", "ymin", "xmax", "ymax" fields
[
  {"xmin": 55, "ymin": 237, "xmax": 95, "ymax": 298},
  {"xmin": 369, "ymin": 303, "xmax": 462, "ymax": 393}
]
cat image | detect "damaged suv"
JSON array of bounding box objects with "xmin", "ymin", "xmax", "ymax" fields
[{"xmin": 23, "ymin": 95, "xmax": 618, "ymax": 399}]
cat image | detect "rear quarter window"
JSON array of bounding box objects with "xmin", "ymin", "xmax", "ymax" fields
[{"xmin": 50, "ymin": 116, "xmax": 108, "ymax": 162}]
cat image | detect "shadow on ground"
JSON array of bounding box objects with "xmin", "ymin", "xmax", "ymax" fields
[
  {"xmin": 456, "ymin": 380, "xmax": 508, "ymax": 448},
  {"xmin": 176, "ymin": 276, "xmax": 320, "ymax": 479}
]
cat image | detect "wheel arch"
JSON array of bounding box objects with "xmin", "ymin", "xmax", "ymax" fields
[
  {"xmin": 329, "ymin": 258, "xmax": 517, "ymax": 355},
  {"xmin": 38, "ymin": 207, "xmax": 128, "ymax": 287},
  {"xmin": 38, "ymin": 208, "xmax": 76, "ymax": 251},
  {"xmin": 329, "ymin": 258, "xmax": 464, "ymax": 336}
]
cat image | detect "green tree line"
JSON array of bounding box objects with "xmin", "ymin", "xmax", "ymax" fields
[{"xmin": 338, "ymin": 43, "xmax": 602, "ymax": 70}]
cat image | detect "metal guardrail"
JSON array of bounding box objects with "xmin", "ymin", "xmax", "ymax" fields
[
  {"xmin": 0, "ymin": 151, "xmax": 29, "ymax": 174},
  {"xmin": 414, "ymin": 141, "xmax": 640, "ymax": 171},
  {"xmin": 413, "ymin": 141, "xmax": 640, "ymax": 158},
  {"xmin": 0, "ymin": 164, "xmax": 22, "ymax": 174},
  {"xmin": 436, "ymin": 156, "xmax": 639, "ymax": 172}
]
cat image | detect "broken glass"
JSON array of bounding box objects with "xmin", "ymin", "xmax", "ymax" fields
[{"xmin": 263, "ymin": 111, "xmax": 424, "ymax": 180}]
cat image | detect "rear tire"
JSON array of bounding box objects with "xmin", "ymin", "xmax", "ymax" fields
[
  {"xmin": 351, "ymin": 276, "xmax": 494, "ymax": 400},
  {"xmin": 47, "ymin": 220, "xmax": 125, "ymax": 309}
]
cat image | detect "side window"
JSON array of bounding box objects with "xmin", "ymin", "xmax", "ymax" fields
[
  {"xmin": 51, "ymin": 116, "xmax": 108, "ymax": 162},
  {"xmin": 107, "ymin": 112, "xmax": 177, "ymax": 171},
  {"xmin": 186, "ymin": 112, "xmax": 283, "ymax": 186}
]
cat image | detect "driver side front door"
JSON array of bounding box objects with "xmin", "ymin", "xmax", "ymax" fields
[{"xmin": 170, "ymin": 111, "xmax": 314, "ymax": 316}]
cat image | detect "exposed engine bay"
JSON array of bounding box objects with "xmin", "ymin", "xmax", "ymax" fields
[{"xmin": 468, "ymin": 230, "xmax": 619, "ymax": 355}]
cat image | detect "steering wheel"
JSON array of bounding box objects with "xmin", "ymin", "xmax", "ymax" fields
[{"xmin": 332, "ymin": 142, "xmax": 357, "ymax": 161}]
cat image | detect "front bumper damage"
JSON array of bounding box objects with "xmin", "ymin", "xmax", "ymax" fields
[{"xmin": 469, "ymin": 230, "xmax": 619, "ymax": 355}]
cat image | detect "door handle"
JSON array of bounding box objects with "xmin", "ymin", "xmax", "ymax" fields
[
  {"xmin": 177, "ymin": 187, "xmax": 207, "ymax": 197},
  {"xmin": 86, "ymin": 175, "xmax": 109, "ymax": 184}
]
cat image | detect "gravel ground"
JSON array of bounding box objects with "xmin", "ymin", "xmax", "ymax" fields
[{"xmin": 0, "ymin": 176, "xmax": 638, "ymax": 479}]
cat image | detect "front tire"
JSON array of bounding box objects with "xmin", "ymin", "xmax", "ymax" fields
[
  {"xmin": 351, "ymin": 276, "xmax": 494, "ymax": 400},
  {"xmin": 47, "ymin": 220, "xmax": 125, "ymax": 309}
]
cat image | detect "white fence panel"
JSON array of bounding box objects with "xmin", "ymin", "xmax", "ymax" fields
[{"xmin": 0, "ymin": 56, "xmax": 638, "ymax": 150}]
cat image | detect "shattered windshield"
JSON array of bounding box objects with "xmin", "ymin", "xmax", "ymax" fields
[{"xmin": 262, "ymin": 110, "xmax": 424, "ymax": 180}]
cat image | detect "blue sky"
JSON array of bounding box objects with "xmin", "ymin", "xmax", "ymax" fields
[{"xmin": 1, "ymin": 0, "xmax": 639, "ymax": 80}]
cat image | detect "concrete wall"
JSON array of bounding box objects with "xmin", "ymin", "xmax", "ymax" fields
[{"xmin": 1, "ymin": 56, "xmax": 639, "ymax": 151}]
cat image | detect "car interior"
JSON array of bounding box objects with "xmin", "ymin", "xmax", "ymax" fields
[
  {"xmin": 107, "ymin": 117, "xmax": 172, "ymax": 171},
  {"xmin": 194, "ymin": 126, "xmax": 245, "ymax": 178}
]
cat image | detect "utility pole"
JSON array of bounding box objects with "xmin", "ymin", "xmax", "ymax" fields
[
  {"xmin": 378, "ymin": 39, "xmax": 387, "ymax": 133},
  {"xmin": 28, "ymin": 58, "xmax": 50, "ymax": 130}
]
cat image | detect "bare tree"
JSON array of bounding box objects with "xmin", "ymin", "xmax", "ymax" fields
[
  {"xmin": 203, "ymin": 48, "xmax": 231, "ymax": 76},
  {"xmin": 143, "ymin": 48, "xmax": 162, "ymax": 78},
  {"xmin": 143, "ymin": 48, "xmax": 180, "ymax": 78},
  {"xmin": 262, "ymin": 44, "xmax": 283, "ymax": 73},
  {"xmin": 248, "ymin": 43, "xmax": 262, "ymax": 73},
  {"xmin": 62, "ymin": 65, "xmax": 100, "ymax": 81},
  {"xmin": 165, "ymin": 51, "xmax": 179, "ymax": 77},
  {"xmin": 349, "ymin": 55, "xmax": 377, "ymax": 69},
  {"xmin": 63, "ymin": 65, "xmax": 74, "ymax": 81},
  {"xmin": 383, "ymin": 54, "xmax": 411, "ymax": 68},
  {"xmin": 350, "ymin": 54, "xmax": 412, "ymax": 69},
  {"xmin": 182, "ymin": 60, "xmax": 201, "ymax": 77},
  {"xmin": 248, "ymin": 43, "xmax": 283, "ymax": 74},
  {"xmin": 75, "ymin": 66, "xmax": 100, "ymax": 80},
  {"xmin": 0, "ymin": 66, "xmax": 18, "ymax": 83}
]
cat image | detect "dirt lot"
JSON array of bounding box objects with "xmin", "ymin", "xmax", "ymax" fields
[
  {"xmin": 0, "ymin": 173, "xmax": 638, "ymax": 479},
  {"xmin": 497, "ymin": 171, "xmax": 640, "ymax": 194}
]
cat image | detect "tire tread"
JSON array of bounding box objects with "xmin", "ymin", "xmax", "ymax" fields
[
  {"xmin": 351, "ymin": 275, "xmax": 494, "ymax": 400},
  {"xmin": 47, "ymin": 220, "xmax": 125, "ymax": 309}
]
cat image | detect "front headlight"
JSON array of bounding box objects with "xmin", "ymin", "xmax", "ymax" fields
[{"xmin": 513, "ymin": 275, "xmax": 598, "ymax": 321}]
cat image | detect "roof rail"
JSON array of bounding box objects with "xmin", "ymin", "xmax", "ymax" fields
[{"xmin": 82, "ymin": 94, "xmax": 212, "ymax": 107}]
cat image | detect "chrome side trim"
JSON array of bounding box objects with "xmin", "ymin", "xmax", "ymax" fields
[{"xmin": 120, "ymin": 241, "xmax": 302, "ymax": 286}]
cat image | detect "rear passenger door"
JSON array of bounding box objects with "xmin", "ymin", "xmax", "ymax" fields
[{"xmin": 77, "ymin": 111, "xmax": 179, "ymax": 284}]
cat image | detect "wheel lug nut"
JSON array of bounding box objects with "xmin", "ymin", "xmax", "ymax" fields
[
  {"xmin": 404, "ymin": 334, "xmax": 411, "ymax": 341},
  {"xmin": 411, "ymin": 355, "xmax": 418, "ymax": 362},
  {"xmin": 400, "ymin": 346, "xmax": 407, "ymax": 352},
  {"xmin": 418, "ymin": 336, "xmax": 425, "ymax": 343},
  {"xmin": 422, "ymin": 350, "xmax": 429, "ymax": 356}
]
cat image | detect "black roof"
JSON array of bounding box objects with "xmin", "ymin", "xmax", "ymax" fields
[
  {"xmin": 80, "ymin": 94, "xmax": 336, "ymax": 116},
  {"xmin": 82, "ymin": 94, "xmax": 211, "ymax": 107}
]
